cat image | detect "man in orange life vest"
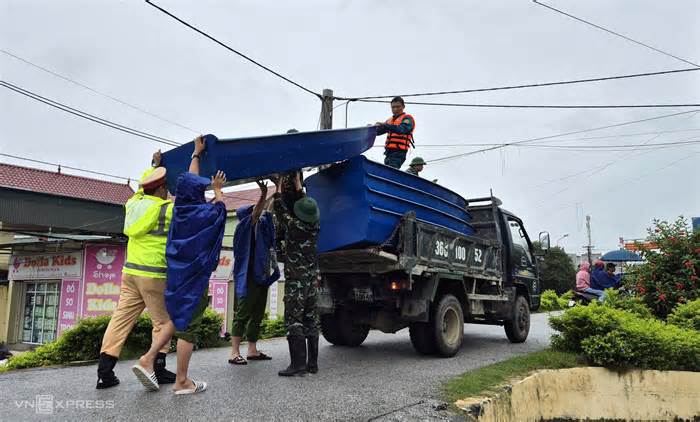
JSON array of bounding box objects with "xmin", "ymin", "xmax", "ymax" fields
[{"xmin": 375, "ymin": 96, "xmax": 415, "ymax": 169}]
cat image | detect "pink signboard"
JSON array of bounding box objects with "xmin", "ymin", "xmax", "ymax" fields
[
  {"xmin": 57, "ymin": 279, "xmax": 81, "ymax": 335},
  {"xmin": 209, "ymin": 281, "xmax": 228, "ymax": 334},
  {"xmin": 82, "ymin": 244, "xmax": 125, "ymax": 317}
]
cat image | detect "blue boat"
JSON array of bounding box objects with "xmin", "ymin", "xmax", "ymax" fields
[
  {"xmin": 160, "ymin": 127, "xmax": 377, "ymax": 193},
  {"xmin": 306, "ymin": 156, "xmax": 474, "ymax": 253}
]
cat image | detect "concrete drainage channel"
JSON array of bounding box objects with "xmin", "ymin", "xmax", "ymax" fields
[{"xmin": 455, "ymin": 367, "xmax": 700, "ymax": 421}]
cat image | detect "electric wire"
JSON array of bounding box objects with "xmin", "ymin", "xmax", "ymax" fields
[
  {"xmin": 427, "ymin": 109, "xmax": 700, "ymax": 164},
  {"xmin": 355, "ymin": 98, "xmax": 700, "ymax": 109},
  {"xmin": 145, "ymin": 0, "xmax": 321, "ymax": 99},
  {"xmin": 0, "ymin": 152, "xmax": 134, "ymax": 182},
  {"xmin": 533, "ymin": 0, "xmax": 699, "ymax": 68},
  {"xmin": 1, "ymin": 81, "xmax": 182, "ymax": 147},
  {"xmin": 1, "ymin": 48, "xmax": 201, "ymax": 134},
  {"xmin": 338, "ymin": 67, "xmax": 700, "ymax": 100}
]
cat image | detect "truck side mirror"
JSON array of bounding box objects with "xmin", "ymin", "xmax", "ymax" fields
[{"xmin": 537, "ymin": 232, "xmax": 550, "ymax": 255}]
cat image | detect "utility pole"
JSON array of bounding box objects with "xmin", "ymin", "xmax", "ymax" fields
[
  {"xmin": 585, "ymin": 215, "xmax": 593, "ymax": 265},
  {"xmin": 320, "ymin": 88, "xmax": 333, "ymax": 130}
]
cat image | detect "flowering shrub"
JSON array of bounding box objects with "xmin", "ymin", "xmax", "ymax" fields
[{"xmin": 628, "ymin": 217, "xmax": 700, "ymax": 318}]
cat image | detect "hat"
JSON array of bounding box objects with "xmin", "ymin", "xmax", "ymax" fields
[
  {"xmin": 140, "ymin": 167, "xmax": 167, "ymax": 190},
  {"xmin": 293, "ymin": 196, "xmax": 320, "ymax": 224},
  {"xmin": 409, "ymin": 157, "xmax": 426, "ymax": 166}
]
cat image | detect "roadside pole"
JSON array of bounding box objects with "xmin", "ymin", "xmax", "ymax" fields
[{"xmin": 320, "ymin": 88, "xmax": 333, "ymax": 130}]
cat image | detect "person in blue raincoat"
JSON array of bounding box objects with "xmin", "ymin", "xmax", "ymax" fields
[
  {"xmin": 132, "ymin": 136, "xmax": 227, "ymax": 395},
  {"xmin": 591, "ymin": 261, "xmax": 621, "ymax": 291},
  {"xmin": 229, "ymin": 180, "xmax": 280, "ymax": 365}
]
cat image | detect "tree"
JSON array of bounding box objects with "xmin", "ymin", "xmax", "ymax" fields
[
  {"xmin": 628, "ymin": 217, "xmax": 700, "ymax": 318},
  {"xmin": 534, "ymin": 243, "xmax": 576, "ymax": 295}
]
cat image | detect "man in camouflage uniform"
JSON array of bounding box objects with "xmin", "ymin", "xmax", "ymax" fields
[{"xmin": 273, "ymin": 171, "xmax": 321, "ymax": 376}]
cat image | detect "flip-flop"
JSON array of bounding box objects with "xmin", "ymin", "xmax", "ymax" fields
[
  {"xmin": 131, "ymin": 364, "xmax": 159, "ymax": 391},
  {"xmin": 174, "ymin": 380, "xmax": 207, "ymax": 395},
  {"xmin": 228, "ymin": 355, "xmax": 247, "ymax": 365},
  {"xmin": 247, "ymin": 352, "xmax": 272, "ymax": 361}
]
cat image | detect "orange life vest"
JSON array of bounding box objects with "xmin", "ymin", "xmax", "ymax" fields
[{"xmin": 384, "ymin": 113, "xmax": 415, "ymax": 151}]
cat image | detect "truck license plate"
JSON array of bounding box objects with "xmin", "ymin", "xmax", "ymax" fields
[{"xmin": 353, "ymin": 287, "xmax": 373, "ymax": 302}]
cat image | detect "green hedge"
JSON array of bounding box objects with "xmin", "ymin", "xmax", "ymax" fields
[
  {"xmin": 667, "ymin": 298, "xmax": 700, "ymax": 331},
  {"xmin": 550, "ymin": 304, "xmax": 700, "ymax": 371},
  {"xmin": 601, "ymin": 289, "xmax": 653, "ymax": 319},
  {"xmin": 539, "ymin": 290, "xmax": 573, "ymax": 312},
  {"xmin": 1, "ymin": 309, "xmax": 224, "ymax": 371}
]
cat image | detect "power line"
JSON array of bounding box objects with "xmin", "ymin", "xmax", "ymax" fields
[
  {"xmin": 382, "ymin": 137, "xmax": 700, "ymax": 150},
  {"xmin": 0, "ymin": 152, "xmax": 134, "ymax": 182},
  {"xmin": 533, "ymin": 0, "xmax": 699, "ymax": 68},
  {"xmin": 339, "ymin": 67, "xmax": 700, "ymax": 100},
  {"xmin": 145, "ymin": 0, "xmax": 321, "ymax": 99},
  {"xmin": 1, "ymin": 80, "xmax": 181, "ymax": 147},
  {"xmin": 428, "ymin": 109, "xmax": 700, "ymax": 164},
  {"xmin": 1, "ymin": 48, "xmax": 201, "ymax": 134},
  {"xmin": 355, "ymin": 98, "xmax": 700, "ymax": 109}
]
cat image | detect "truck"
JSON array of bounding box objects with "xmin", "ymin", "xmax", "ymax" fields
[{"xmin": 315, "ymin": 196, "xmax": 549, "ymax": 357}]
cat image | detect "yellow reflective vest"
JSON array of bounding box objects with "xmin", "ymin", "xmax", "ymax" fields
[{"xmin": 122, "ymin": 168, "xmax": 174, "ymax": 279}]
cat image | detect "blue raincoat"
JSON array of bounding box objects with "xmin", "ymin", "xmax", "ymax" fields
[
  {"xmin": 165, "ymin": 173, "xmax": 227, "ymax": 331},
  {"xmin": 233, "ymin": 205, "xmax": 280, "ymax": 298},
  {"xmin": 591, "ymin": 268, "xmax": 620, "ymax": 290}
]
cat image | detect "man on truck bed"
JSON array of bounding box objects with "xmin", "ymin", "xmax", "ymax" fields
[
  {"xmin": 273, "ymin": 172, "xmax": 321, "ymax": 376},
  {"xmin": 405, "ymin": 156, "xmax": 426, "ymax": 177},
  {"xmin": 375, "ymin": 96, "xmax": 415, "ymax": 169}
]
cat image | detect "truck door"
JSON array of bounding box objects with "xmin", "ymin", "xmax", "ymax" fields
[{"xmin": 506, "ymin": 218, "xmax": 539, "ymax": 296}]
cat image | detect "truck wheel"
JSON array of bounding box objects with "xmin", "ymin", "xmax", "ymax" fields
[
  {"xmin": 321, "ymin": 313, "xmax": 346, "ymax": 346},
  {"xmin": 409, "ymin": 322, "xmax": 436, "ymax": 355},
  {"xmin": 337, "ymin": 311, "xmax": 370, "ymax": 347},
  {"xmin": 504, "ymin": 295, "xmax": 530, "ymax": 343},
  {"xmin": 432, "ymin": 294, "xmax": 464, "ymax": 357}
]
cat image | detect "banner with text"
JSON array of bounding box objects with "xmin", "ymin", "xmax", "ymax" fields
[{"xmin": 81, "ymin": 244, "xmax": 125, "ymax": 317}]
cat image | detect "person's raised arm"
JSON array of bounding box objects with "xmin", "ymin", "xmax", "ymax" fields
[
  {"xmin": 251, "ymin": 180, "xmax": 268, "ymax": 222},
  {"xmin": 211, "ymin": 171, "xmax": 227, "ymax": 203},
  {"xmin": 189, "ymin": 136, "xmax": 206, "ymax": 175}
]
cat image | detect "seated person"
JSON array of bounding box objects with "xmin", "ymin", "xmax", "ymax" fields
[
  {"xmin": 591, "ymin": 261, "xmax": 620, "ymax": 291},
  {"xmin": 575, "ymin": 261, "xmax": 604, "ymax": 300}
]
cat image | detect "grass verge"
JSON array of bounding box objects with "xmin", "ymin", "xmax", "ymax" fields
[{"xmin": 443, "ymin": 348, "xmax": 580, "ymax": 403}]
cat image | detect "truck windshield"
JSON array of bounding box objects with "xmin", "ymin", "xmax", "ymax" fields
[{"xmin": 508, "ymin": 219, "xmax": 534, "ymax": 269}]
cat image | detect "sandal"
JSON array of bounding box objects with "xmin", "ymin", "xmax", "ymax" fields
[
  {"xmin": 228, "ymin": 355, "xmax": 247, "ymax": 365},
  {"xmin": 247, "ymin": 352, "xmax": 272, "ymax": 361},
  {"xmin": 132, "ymin": 364, "xmax": 159, "ymax": 391},
  {"xmin": 174, "ymin": 379, "xmax": 207, "ymax": 395}
]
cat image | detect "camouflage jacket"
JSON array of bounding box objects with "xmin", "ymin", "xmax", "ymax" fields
[
  {"xmin": 405, "ymin": 166, "xmax": 420, "ymax": 176},
  {"xmin": 272, "ymin": 193, "xmax": 319, "ymax": 281}
]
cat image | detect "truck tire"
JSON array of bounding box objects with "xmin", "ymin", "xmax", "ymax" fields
[
  {"xmin": 432, "ymin": 294, "xmax": 464, "ymax": 357},
  {"xmin": 409, "ymin": 322, "xmax": 436, "ymax": 355},
  {"xmin": 504, "ymin": 295, "xmax": 530, "ymax": 343},
  {"xmin": 337, "ymin": 311, "xmax": 370, "ymax": 347},
  {"xmin": 321, "ymin": 313, "xmax": 346, "ymax": 346}
]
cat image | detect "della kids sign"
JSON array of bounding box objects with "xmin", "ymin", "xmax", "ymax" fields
[
  {"xmin": 82, "ymin": 244, "xmax": 125, "ymax": 317},
  {"xmin": 9, "ymin": 252, "xmax": 82, "ymax": 281}
]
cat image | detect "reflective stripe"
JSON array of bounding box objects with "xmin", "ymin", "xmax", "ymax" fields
[
  {"xmin": 124, "ymin": 262, "xmax": 167, "ymax": 274},
  {"xmin": 148, "ymin": 203, "xmax": 170, "ymax": 236},
  {"xmin": 124, "ymin": 197, "xmax": 159, "ymax": 231}
]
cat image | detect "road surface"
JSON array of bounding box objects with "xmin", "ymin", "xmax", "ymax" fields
[{"xmin": 0, "ymin": 313, "xmax": 553, "ymax": 421}]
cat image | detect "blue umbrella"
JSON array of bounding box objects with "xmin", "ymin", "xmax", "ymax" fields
[{"xmin": 600, "ymin": 249, "xmax": 642, "ymax": 262}]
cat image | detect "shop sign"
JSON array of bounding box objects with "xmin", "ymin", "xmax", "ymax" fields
[
  {"xmin": 210, "ymin": 250, "xmax": 233, "ymax": 281},
  {"xmin": 9, "ymin": 252, "xmax": 83, "ymax": 281},
  {"xmin": 57, "ymin": 279, "xmax": 81, "ymax": 335},
  {"xmin": 82, "ymin": 244, "xmax": 125, "ymax": 317}
]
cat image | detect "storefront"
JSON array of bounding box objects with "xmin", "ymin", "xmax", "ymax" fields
[{"xmin": 6, "ymin": 245, "xmax": 236, "ymax": 346}]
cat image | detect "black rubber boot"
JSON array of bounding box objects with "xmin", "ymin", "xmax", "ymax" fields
[
  {"xmin": 154, "ymin": 352, "xmax": 176, "ymax": 384},
  {"xmin": 278, "ymin": 336, "xmax": 307, "ymax": 377},
  {"xmin": 96, "ymin": 353, "xmax": 120, "ymax": 389},
  {"xmin": 306, "ymin": 336, "xmax": 319, "ymax": 374}
]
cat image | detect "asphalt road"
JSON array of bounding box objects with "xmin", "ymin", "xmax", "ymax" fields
[{"xmin": 0, "ymin": 313, "xmax": 553, "ymax": 421}]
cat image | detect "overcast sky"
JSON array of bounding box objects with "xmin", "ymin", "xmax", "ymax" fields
[{"xmin": 2, "ymin": 0, "xmax": 699, "ymax": 255}]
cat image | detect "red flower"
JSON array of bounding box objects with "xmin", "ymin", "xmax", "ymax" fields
[
  {"xmin": 659, "ymin": 293, "xmax": 667, "ymax": 302},
  {"xmin": 684, "ymin": 261, "xmax": 694, "ymax": 269},
  {"xmin": 676, "ymin": 282, "xmax": 684, "ymax": 290},
  {"xmin": 690, "ymin": 275, "xmax": 699, "ymax": 282},
  {"xmin": 670, "ymin": 237, "xmax": 678, "ymax": 244},
  {"xmin": 695, "ymin": 247, "xmax": 700, "ymax": 255},
  {"xmin": 638, "ymin": 287, "xmax": 646, "ymax": 294}
]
